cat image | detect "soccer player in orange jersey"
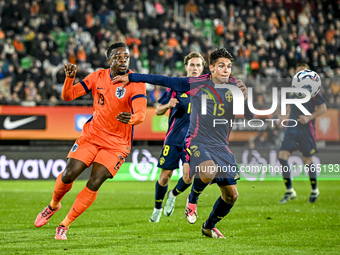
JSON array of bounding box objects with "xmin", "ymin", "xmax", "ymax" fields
[{"xmin": 34, "ymin": 42, "xmax": 147, "ymax": 240}]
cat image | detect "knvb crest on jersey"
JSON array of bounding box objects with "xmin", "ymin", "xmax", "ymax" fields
[
  {"xmin": 116, "ymin": 87, "xmax": 126, "ymax": 99},
  {"xmin": 71, "ymin": 143, "xmax": 78, "ymax": 152}
]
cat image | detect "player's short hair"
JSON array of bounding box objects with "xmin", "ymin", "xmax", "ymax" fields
[
  {"xmin": 296, "ymin": 62, "xmax": 310, "ymax": 70},
  {"xmin": 209, "ymin": 48, "xmax": 234, "ymax": 66},
  {"xmin": 106, "ymin": 42, "xmax": 129, "ymax": 59},
  {"xmin": 184, "ymin": 52, "xmax": 206, "ymax": 66}
]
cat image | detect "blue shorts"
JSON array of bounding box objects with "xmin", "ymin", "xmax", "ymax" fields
[
  {"xmin": 186, "ymin": 140, "xmax": 240, "ymax": 185},
  {"xmin": 157, "ymin": 144, "xmax": 187, "ymax": 170},
  {"xmin": 211, "ymin": 177, "xmax": 237, "ymax": 186},
  {"xmin": 280, "ymin": 130, "xmax": 317, "ymax": 157}
]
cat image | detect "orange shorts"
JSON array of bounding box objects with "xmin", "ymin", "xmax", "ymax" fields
[{"xmin": 67, "ymin": 136, "xmax": 128, "ymax": 177}]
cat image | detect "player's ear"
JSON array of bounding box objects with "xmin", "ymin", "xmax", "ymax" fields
[
  {"xmin": 209, "ymin": 64, "xmax": 214, "ymax": 73},
  {"xmin": 108, "ymin": 58, "xmax": 112, "ymax": 66},
  {"xmin": 184, "ymin": 65, "xmax": 188, "ymax": 73}
]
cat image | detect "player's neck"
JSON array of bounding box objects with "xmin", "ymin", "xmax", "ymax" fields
[
  {"xmin": 210, "ymin": 76, "xmax": 229, "ymax": 85},
  {"xmin": 110, "ymin": 70, "xmax": 119, "ymax": 78},
  {"xmin": 110, "ymin": 69, "xmax": 129, "ymax": 78}
]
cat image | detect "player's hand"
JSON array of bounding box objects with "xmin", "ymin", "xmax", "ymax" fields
[
  {"xmin": 64, "ymin": 63, "xmax": 77, "ymax": 78},
  {"xmin": 112, "ymin": 74, "xmax": 130, "ymax": 88},
  {"xmin": 237, "ymin": 79, "xmax": 247, "ymax": 101},
  {"xmin": 297, "ymin": 115, "xmax": 311, "ymax": 124},
  {"xmin": 168, "ymin": 98, "xmax": 179, "ymax": 108},
  {"xmin": 116, "ymin": 111, "xmax": 131, "ymax": 124}
]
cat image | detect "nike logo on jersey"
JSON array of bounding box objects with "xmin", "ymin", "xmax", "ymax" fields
[
  {"xmin": 3, "ymin": 116, "xmax": 38, "ymax": 130},
  {"xmin": 97, "ymin": 87, "xmax": 105, "ymax": 89}
]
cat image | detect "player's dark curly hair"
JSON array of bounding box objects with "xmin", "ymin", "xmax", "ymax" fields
[
  {"xmin": 209, "ymin": 48, "xmax": 234, "ymax": 66},
  {"xmin": 106, "ymin": 42, "xmax": 129, "ymax": 59}
]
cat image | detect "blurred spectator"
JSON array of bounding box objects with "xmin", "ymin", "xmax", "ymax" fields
[
  {"xmin": 129, "ymin": 50, "xmax": 142, "ymax": 73},
  {"xmin": 299, "ymin": 31, "xmax": 310, "ymax": 54},
  {"xmin": 46, "ymin": 50, "xmax": 63, "ymax": 81},
  {"xmin": 42, "ymin": 0, "xmax": 55, "ymax": 18},
  {"xmin": 116, "ymin": 12, "xmax": 128, "ymax": 34},
  {"xmin": 144, "ymin": 0, "xmax": 155, "ymax": 17},
  {"xmin": 87, "ymin": 47, "xmax": 101, "ymax": 69},
  {"xmin": 35, "ymin": 41, "xmax": 50, "ymax": 62},
  {"xmin": 25, "ymin": 80, "xmax": 40, "ymax": 102},
  {"xmin": 0, "ymin": 92, "xmax": 7, "ymax": 104},
  {"xmin": 137, "ymin": 12, "xmax": 148, "ymax": 30},
  {"xmin": 13, "ymin": 35, "xmax": 26, "ymax": 58},
  {"xmin": 77, "ymin": 45, "xmax": 87, "ymax": 63},
  {"xmin": 0, "ymin": 0, "xmax": 338, "ymax": 108},
  {"xmin": 0, "ymin": 77, "xmax": 12, "ymax": 101},
  {"xmin": 265, "ymin": 60, "xmax": 278, "ymax": 78},
  {"xmin": 3, "ymin": 38, "xmax": 15, "ymax": 56},
  {"xmin": 30, "ymin": 0, "xmax": 40, "ymax": 17},
  {"xmin": 22, "ymin": 26, "xmax": 36, "ymax": 55},
  {"xmin": 185, "ymin": 0, "xmax": 198, "ymax": 16}
]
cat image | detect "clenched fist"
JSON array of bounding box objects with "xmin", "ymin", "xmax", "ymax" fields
[
  {"xmin": 168, "ymin": 98, "xmax": 179, "ymax": 108},
  {"xmin": 64, "ymin": 63, "xmax": 77, "ymax": 78}
]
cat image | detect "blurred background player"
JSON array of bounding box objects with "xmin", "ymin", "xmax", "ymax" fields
[
  {"xmin": 34, "ymin": 42, "xmax": 147, "ymax": 240},
  {"xmin": 278, "ymin": 63, "xmax": 327, "ymax": 204},
  {"xmin": 113, "ymin": 48, "xmax": 253, "ymax": 238},
  {"xmin": 150, "ymin": 53, "xmax": 205, "ymax": 223}
]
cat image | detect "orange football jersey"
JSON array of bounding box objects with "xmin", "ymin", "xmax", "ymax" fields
[{"xmin": 64, "ymin": 69, "xmax": 146, "ymax": 152}]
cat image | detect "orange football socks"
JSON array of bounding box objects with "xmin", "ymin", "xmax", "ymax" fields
[
  {"xmin": 61, "ymin": 186, "xmax": 98, "ymax": 227},
  {"xmin": 50, "ymin": 173, "xmax": 73, "ymax": 209}
]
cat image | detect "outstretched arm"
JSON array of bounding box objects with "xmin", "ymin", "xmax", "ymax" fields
[{"xmin": 112, "ymin": 73, "xmax": 191, "ymax": 92}]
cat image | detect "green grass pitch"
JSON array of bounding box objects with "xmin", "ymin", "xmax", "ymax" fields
[{"xmin": 0, "ymin": 180, "xmax": 339, "ymax": 254}]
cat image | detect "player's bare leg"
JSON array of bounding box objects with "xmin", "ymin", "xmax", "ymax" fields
[
  {"xmin": 303, "ymin": 156, "xmax": 319, "ymax": 203},
  {"xmin": 150, "ymin": 169, "xmax": 172, "ymax": 222},
  {"xmin": 35, "ymin": 159, "xmax": 87, "ymax": 228},
  {"xmin": 55, "ymin": 163, "xmax": 112, "ymax": 240},
  {"xmin": 182, "ymin": 163, "xmax": 192, "ymax": 184},
  {"xmin": 164, "ymin": 163, "xmax": 192, "ymax": 216},
  {"xmin": 202, "ymin": 185, "xmax": 238, "ymax": 238},
  {"xmin": 185, "ymin": 160, "xmax": 216, "ymax": 224},
  {"xmin": 279, "ymin": 150, "xmax": 297, "ymax": 203}
]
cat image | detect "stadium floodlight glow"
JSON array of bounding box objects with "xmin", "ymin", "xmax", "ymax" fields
[{"xmin": 201, "ymin": 85, "xmax": 312, "ymax": 116}]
